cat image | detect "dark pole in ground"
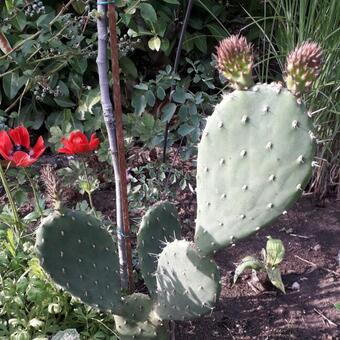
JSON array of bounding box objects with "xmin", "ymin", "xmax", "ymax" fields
[{"xmin": 162, "ymin": 0, "xmax": 194, "ymax": 163}]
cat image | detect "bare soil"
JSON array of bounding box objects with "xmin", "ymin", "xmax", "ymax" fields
[{"xmin": 176, "ymin": 197, "xmax": 340, "ymax": 339}]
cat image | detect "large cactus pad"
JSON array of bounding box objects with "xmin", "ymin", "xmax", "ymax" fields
[
  {"xmin": 137, "ymin": 201, "xmax": 181, "ymax": 296},
  {"xmin": 35, "ymin": 209, "xmax": 121, "ymax": 312},
  {"xmin": 114, "ymin": 293, "xmax": 169, "ymax": 340},
  {"xmin": 155, "ymin": 239, "xmax": 220, "ymax": 320},
  {"xmin": 195, "ymin": 83, "xmax": 315, "ymax": 254}
]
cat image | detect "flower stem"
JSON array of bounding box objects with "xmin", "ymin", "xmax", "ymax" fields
[
  {"xmin": 24, "ymin": 168, "xmax": 43, "ymax": 218},
  {"xmin": 82, "ymin": 159, "xmax": 97, "ymax": 217},
  {"xmin": 0, "ymin": 164, "xmax": 21, "ymax": 234}
]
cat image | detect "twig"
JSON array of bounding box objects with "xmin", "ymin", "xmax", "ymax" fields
[
  {"xmin": 294, "ymin": 255, "xmax": 339, "ymax": 276},
  {"xmin": 162, "ymin": 0, "xmax": 194, "ymax": 163},
  {"xmin": 108, "ymin": 4, "xmax": 134, "ymax": 292},
  {"xmin": 0, "ymin": 32, "xmax": 40, "ymax": 60},
  {"xmin": 313, "ymin": 308, "xmax": 338, "ymax": 327},
  {"xmin": 289, "ymin": 233, "xmax": 310, "ymax": 239}
]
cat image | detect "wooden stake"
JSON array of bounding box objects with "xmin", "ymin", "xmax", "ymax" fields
[{"xmin": 107, "ymin": 4, "xmax": 134, "ymax": 291}]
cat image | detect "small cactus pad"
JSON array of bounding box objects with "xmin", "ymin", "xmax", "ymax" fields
[
  {"xmin": 35, "ymin": 209, "xmax": 121, "ymax": 312},
  {"xmin": 155, "ymin": 239, "xmax": 220, "ymax": 320},
  {"xmin": 137, "ymin": 201, "xmax": 181, "ymax": 296},
  {"xmin": 114, "ymin": 293, "xmax": 169, "ymax": 340},
  {"xmin": 195, "ymin": 83, "xmax": 315, "ymax": 254}
]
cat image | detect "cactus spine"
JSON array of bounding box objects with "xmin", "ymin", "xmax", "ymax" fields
[{"xmin": 35, "ymin": 36, "xmax": 322, "ymax": 339}]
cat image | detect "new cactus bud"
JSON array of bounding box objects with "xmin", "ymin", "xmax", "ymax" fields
[
  {"xmin": 285, "ymin": 42, "xmax": 323, "ymax": 96},
  {"xmin": 216, "ymin": 35, "xmax": 254, "ymax": 89}
]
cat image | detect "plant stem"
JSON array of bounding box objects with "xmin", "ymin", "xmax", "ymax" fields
[
  {"xmin": 108, "ymin": 3, "xmax": 134, "ymax": 292},
  {"xmin": 24, "ymin": 168, "xmax": 43, "ymax": 218},
  {"xmin": 81, "ymin": 159, "xmax": 97, "ymax": 218},
  {"xmin": 0, "ymin": 165, "xmax": 21, "ymax": 234},
  {"xmin": 96, "ymin": 4, "xmax": 129, "ymax": 289},
  {"xmin": 162, "ymin": 0, "xmax": 194, "ymax": 163}
]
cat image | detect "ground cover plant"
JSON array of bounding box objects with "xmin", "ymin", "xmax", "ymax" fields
[{"xmin": 0, "ymin": 1, "xmax": 339, "ymax": 339}]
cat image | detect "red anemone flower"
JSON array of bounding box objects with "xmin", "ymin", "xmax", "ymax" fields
[
  {"xmin": 0, "ymin": 126, "xmax": 45, "ymax": 167},
  {"xmin": 58, "ymin": 131, "xmax": 100, "ymax": 155}
]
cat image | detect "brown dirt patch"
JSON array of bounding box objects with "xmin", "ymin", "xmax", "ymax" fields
[{"xmin": 176, "ymin": 198, "xmax": 340, "ymax": 339}]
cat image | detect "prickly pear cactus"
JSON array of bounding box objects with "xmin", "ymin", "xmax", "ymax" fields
[
  {"xmin": 36, "ymin": 209, "xmax": 122, "ymax": 313},
  {"xmin": 34, "ymin": 35, "xmax": 323, "ymax": 340},
  {"xmin": 195, "ymin": 83, "xmax": 315, "ymax": 254},
  {"xmin": 114, "ymin": 293, "xmax": 169, "ymax": 340},
  {"xmin": 155, "ymin": 239, "xmax": 220, "ymax": 320},
  {"xmin": 194, "ymin": 35, "xmax": 322, "ymax": 255},
  {"xmin": 137, "ymin": 201, "xmax": 181, "ymax": 296}
]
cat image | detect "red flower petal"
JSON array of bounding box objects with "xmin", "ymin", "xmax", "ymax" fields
[
  {"xmin": 9, "ymin": 126, "xmax": 30, "ymax": 149},
  {"xmin": 89, "ymin": 133, "xmax": 100, "ymax": 151},
  {"xmin": 57, "ymin": 131, "xmax": 100, "ymax": 155},
  {"xmin": 69, "ymin": 131, "xmax": 88, "ymax": 145},
  {"xmin": 32, "ymin": 136, "xmax": 45, "ymax": 159},
  {"xmin": 12, "ymin": 151, "xmax": 36, "ymax": 167},
  {"xmin": 0, "ymin": 131, "xmax": 13, "ymax": 160}
]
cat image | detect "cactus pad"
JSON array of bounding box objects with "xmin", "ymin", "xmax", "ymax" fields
[
  {"xmin": 35, "ymin": 209, "xmax": 121, "ymax": 312},
  {"xmin": 155, "ymin": 239, "xmax": 220, "ymax": 320},
  {"xmin": 195, "ymin": 83, "xmax": 315, "ymax": 254},
  {"xmin": 137, "ymin": 201, "xmax": 181, "ymax": 295},
  {"xmin": 114, "ymin": 293, "xmax": 169, "ymax": 340}
]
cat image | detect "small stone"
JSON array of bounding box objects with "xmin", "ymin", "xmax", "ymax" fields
[
  {"xmin": 291, "ymin": 282, "xmax": 300, "ymax": 290},
  {"xmin": 276, "ymin": 307, "xmax": 284, "ymax": 315},
  {"xmin": 313, "ymin": 244, "xmax": 321, "ymax": 251}
]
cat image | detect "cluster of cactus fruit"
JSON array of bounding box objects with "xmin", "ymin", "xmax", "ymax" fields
[{"xmin": 35, "ymin": 36, "xmax": 322, "ymax": 339}]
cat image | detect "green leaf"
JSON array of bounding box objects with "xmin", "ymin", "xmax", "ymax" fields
[
  {"xmin": 173, "ymin": 87, "xmax": 186, "ymax": 104},
  {"xmin": 178, "ymin": 123, "xmax": 195, "ymax": 137},
  {"xmin": 36, "ymin": 12, "xmax": 55, "ymax": 28},
  {"xmin": 76, "ymin": 88, "xmax": 101, "ymax": 117},
  {"xmin": 162, "ymin": 0, "xmax": 180, "ymax": 4},
  {"xmin": 2, "ymin": 72, "xmax": 26, "ymax": 100},
  {"xmin": 54, "ymin": 97, "xmax": 76, "ymax": 108},
  {"xmin": 156, "ymin": 86, "xmax": 166, "ymax": 100},
  {"xmin": 140, "ymin": 3, "xmax": 157, "ymax": 23},
  {"xmin": 69, "ymin": 57, "xmax": 87, "ymax": 74},
  {"xmin": 148, "ymin": 36, "xmax": 161, "ymax": 51},
  {"xmin": 14, "ymin": 12, "xmax": 27, "ymax": 31},
  {"xmin": 72, "ymin": 0, "xmax": 86, "ymax": 14},
  {"xmin": 145, "ymin": 90, "xmax": 156, "ymax": 107},
  {"xmin": 334, "ymin": 302, "xmax": 340, "ymax": 311},
  {"xmin": 233, "ymin": 256, "xmax": 265, "ymax": 284},
  {"xmin": 5, "ymin": 0, "xmax": 15, "ymax": 11},
  {"xmin": 266, "ymin": 237, "xmax": 285, "ymax": 267},
  {"xmin": 132, "ymin": 94, "xmax": 147, "ymax": 115},
  {"xmin": 120, "ymin": 56, "xmax": 138, "ymax": 79},
  {"xmin": 267, "ymin": 266, "xmax": 286, "ymax": 293},
  {"xmin": 161, "ymin": 103, "xmax": 177, "ymax": 122},
  {"xmin": 194, "ymin": 34, "xmax": 207, "ymax": 53}
]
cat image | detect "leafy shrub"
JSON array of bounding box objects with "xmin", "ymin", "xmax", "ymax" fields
[{"xmin": 0, "ymin": 229, "xmax": 118, "ymax": 339}]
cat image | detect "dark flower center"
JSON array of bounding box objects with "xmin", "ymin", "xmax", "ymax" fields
[{"xmin": 12, "ymin": 144, "xmax": 30, "ymax": 154}]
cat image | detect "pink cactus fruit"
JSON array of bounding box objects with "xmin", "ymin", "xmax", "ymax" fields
[
  {"xmin": 216, "ymin": 35, "xmax": 254, "ymax": 89},
  {"xmin": 285, "ymin": 42, "xmax": 323, "ymax": 96}
]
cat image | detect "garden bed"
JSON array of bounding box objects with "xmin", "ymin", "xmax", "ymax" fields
[{"xmin": 175, "ymin": 197, "xmax": 340, "ymax": 339}]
